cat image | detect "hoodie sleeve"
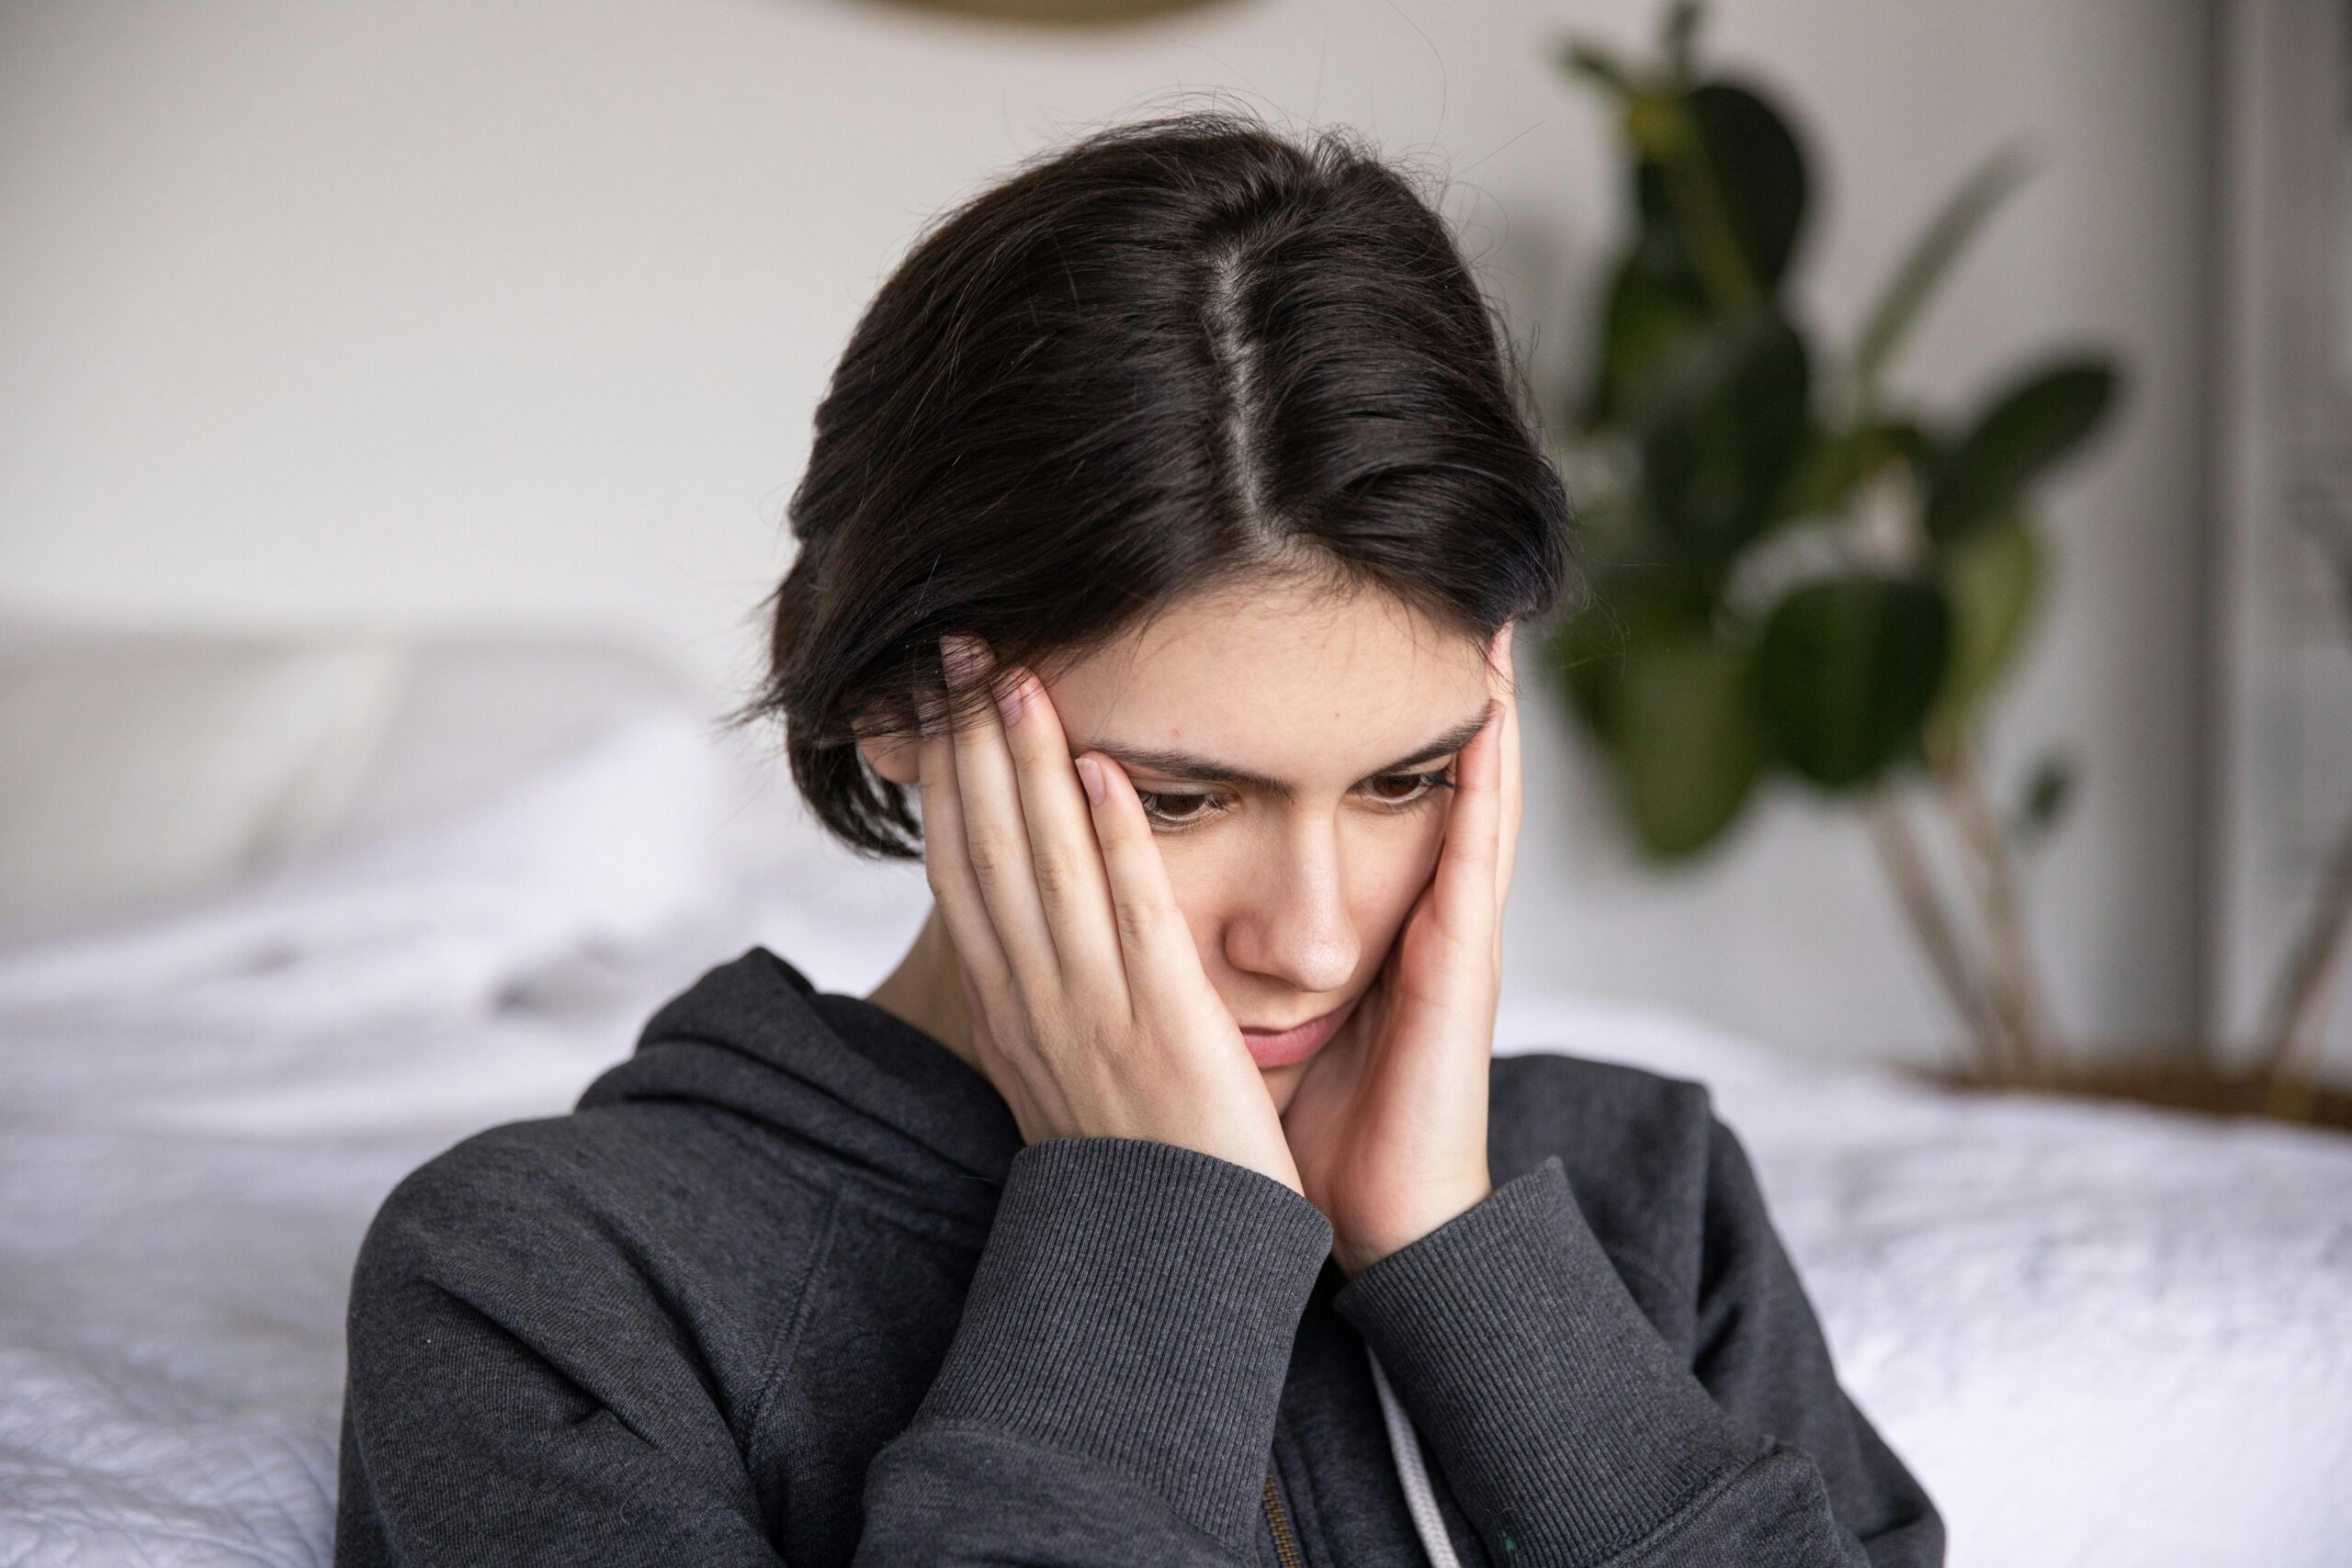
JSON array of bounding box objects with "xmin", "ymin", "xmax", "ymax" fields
[
  {"xmin": 337, "ymin": 1129, "xmax": 1328, "ymax": 1568},
  {"xmin": 1329, "ymin": 1119, "xmax": 1946, "ymax": 1567},
  {"xmin": 854, "ymin": 1134, "xmax": 1334, "ymax": 1563},
  {"xmin": 334, "ymin": 1142, "xmax": 792, "ymax": 1568}
]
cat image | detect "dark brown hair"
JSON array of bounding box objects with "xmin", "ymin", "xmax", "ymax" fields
[{"xmin": 728, "ymin": 109, "xmax": 1582, "ymax": 859}]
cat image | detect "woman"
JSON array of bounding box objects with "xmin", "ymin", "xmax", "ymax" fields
[{"xmin": 334, "ymin": 113, "xmax": 1944, "ymax": 1566}]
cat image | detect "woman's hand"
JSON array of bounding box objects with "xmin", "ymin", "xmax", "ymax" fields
[
  {"xmin": 1279, "ymin": 624, "xmax": 1523, "ymax": 1276},
  {"xmin": 921, "ymin": 635, "xmax": 1305, "ymax": 1195}
]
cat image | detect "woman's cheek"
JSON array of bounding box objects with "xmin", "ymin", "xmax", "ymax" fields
[
  {"xmin": 1153, "ymin": 833, "xmax": 1230, "ymax": 965},
  {"xmin": 1350, "ymin": 815, "xmax": 1445, "ymax": 953}
]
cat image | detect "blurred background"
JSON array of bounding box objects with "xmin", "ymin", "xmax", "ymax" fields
[
  {"xmin": 11, "ymin": 0, "xmax": 2340, "ymax": 1088},
  {"xmin": 3, "ymin": 5, "xmax": 2350, "ymax": 1562}
]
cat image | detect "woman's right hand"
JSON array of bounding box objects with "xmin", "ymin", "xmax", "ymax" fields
[{"xmin": 918, "ymin": 634, "xmax": 1303, "ymax": 1195}]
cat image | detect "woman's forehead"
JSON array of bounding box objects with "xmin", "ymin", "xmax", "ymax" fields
[
  {"xmin": 1086, "ymin": 574, "xmax": 1479, "ymax": 676},
  {"xmin": 1045, "ymin": 581, "xmax": 1490, "ymax": 783}
]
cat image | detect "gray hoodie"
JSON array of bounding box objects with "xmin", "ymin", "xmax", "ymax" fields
[{"xmin": 334, "ymin": 945, "xmax": 1943, "ymax": 1565}]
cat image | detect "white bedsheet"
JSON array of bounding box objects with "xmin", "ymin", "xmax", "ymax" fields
[{"xmin": 3, "ymin": 711, "xmax": 2347, "ymax": 1565}]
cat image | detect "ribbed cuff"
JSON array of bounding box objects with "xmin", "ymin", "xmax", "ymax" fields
[
  {"xmin": 1332, "ymin": 1156, "xmax": 1754, "ymax": 1566},
  {"xmin": 910, "ymin": 1136, "xmax": 1333, "ymax": 1556}
]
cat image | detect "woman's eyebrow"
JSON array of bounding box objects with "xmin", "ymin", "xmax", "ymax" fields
[{"xmin": 1080, "ymin": 707, "xmax": 1490, "ymax": 803}]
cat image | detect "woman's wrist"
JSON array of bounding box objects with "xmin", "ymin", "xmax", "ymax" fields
[{"xmin": 1329, "ymin": 1174, "xmax": 1496, "ymax": 1278}]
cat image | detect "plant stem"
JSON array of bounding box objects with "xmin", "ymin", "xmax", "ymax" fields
[
  {"xmin": 2260, "ymin": 492, "xmax": 2352, "ymax": 1117},
  {"xmin": 1863, "ymin": 788, "xmax": 2013, "ymax": 1078},
  {"xmin": 1931, "ymin": 730, "xmax": 2060, "ymax": 1081},
  {"xmin": 1650, "ymin": 98, "xmax": 1758, "ymax": 314},
  {"xmin": 2256, "ymin": 795, "xmax": 2352, "ymax": 1120}
]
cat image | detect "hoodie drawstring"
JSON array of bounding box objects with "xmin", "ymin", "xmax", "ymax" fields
[{"xmin": 1365, "ymin": 1343, "xmax": 1464, "ymax": 1568}]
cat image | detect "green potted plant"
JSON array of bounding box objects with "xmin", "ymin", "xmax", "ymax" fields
[{"xmin": 1541, "ymin": 3, "xmax": 2346, "ymax": 1122}]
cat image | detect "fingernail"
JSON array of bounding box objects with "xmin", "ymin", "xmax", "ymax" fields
[
  {"xmin": 995, "ymin": 669, "xmax": 1026, "ymax": 727},
  {"xmin": 1076, "ymin": 755, "xmax": 1105, "ymax": 804}
]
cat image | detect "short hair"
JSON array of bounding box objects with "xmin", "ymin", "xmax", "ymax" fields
[{"xmin": 728, "ymin": 109, "xmax": 1581, "ymax": 858}]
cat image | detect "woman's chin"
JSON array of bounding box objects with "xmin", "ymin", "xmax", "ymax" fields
[{"xmin": 1261, "ymin": 1056, "xmax": 1311, "ymax": 1114}]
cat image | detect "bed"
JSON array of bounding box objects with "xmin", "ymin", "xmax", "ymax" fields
[{"xmin": 2, "ymin": 627, "xmax": 2346, "ymax": 1567}]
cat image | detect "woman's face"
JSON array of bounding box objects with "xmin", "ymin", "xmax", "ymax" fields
[{"xmin": 918, "ymin": 573, "xmax": 1498, "ymax": 1114}]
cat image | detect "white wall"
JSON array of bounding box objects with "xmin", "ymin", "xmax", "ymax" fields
[{"xmin": 0, "ymin": 0, "xmax": 2217, "ymax": 1076}]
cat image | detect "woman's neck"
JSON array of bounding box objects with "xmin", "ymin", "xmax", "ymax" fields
[{"xmin": 865, "ymin": 904, "xmax": 984, "ymax": 1077}]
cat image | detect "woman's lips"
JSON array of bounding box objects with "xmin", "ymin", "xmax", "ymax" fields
[{"xmin": 1240, "ymin": 1001, "xmax": 1349, "ymax": 1068}]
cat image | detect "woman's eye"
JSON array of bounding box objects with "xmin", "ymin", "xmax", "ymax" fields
[
  {"xmin": 1134, "ymin": 791, "xmax": 1226, "ymax": 830},
  {"xmin": 1132, "ymin": 771, "xmax": 1452, "ymax": 831},
  {"xmin": 1365, "ymin": 769, "xmax": 1453, "ymax": 807}
]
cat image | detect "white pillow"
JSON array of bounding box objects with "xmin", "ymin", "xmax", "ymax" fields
[
  {"xmin": 309, "ymin": 634, "xmax": 707, "ymax": 856},
  {"xmin": 0, "ymin": 626, "xmax": 408, "ymax": 940}
]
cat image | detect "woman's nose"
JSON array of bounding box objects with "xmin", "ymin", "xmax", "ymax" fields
[{"xmin": 1219, "ymin": 829, "xmax": 1359, "ymax": 996}]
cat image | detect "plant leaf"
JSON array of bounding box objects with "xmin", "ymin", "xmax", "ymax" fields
[
  {"xmin": 1750, "ymin": 574, "xmax": 1950, "ymax": 788},
  {"xmin": 1559, "ymin": 38, "xmax": 1636, "ymax": 96},
  {"xmin": 1546, "ymin": 568, "xmax": 1714, "ymax": 740},
  {"xmin": 1547, "ymin": 577, "xmax": 1760, "ymax": 858},
  {"xmin": 1851, "ymin": 148, "xmax": 2032, "ymax": 407},
  {"xmin": 1660, "ymin": 0, "xmax": 1705, "ymax": 89},
  {"xmin": 1685, "ymin": 81, "xmax": 1809, "ymax": 292},
  {"xmin": 1553, "ymin": 602, "xmax": 1633, "ymax": 743},
  {"xmin": 1589, "ymin": 253, "xmax": 1709, "ymax": 425},
  {"xmin": 1777, "ymin": 417, "xmax": 1937, "ymax": 522},
  {"xmin": 1620, "ymin": 633, "xmax": 1765, "ymax": 857},
  {"xmin": 1934, "ymin": 510, "xmax": 2041, "ymax": 717},
  {"xmin": 2009, "ymin": 750, "xmax": 2075, "ymax": 848},
  {"xmin": 1924, "ymin": 359, "xmax": 2120, "ymax": 543},
  {"xmin": 1633, "ymin": 309, "xmax": 1813, "ymax": 564}
]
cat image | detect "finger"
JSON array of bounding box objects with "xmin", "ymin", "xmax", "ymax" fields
[
  {"xmin": 914, "ymin": 688, "xmax": 1013, "ymax": 1001},
  {"xmin": 994, "ymin": 661, "xmax": 1126, "ymax": 1004},
  {"xmin": 940, "ymin": 637, "xmax": 1059, "ymax": 992},
  {"xmin": 1077, "ymin": 750, "xmax": 1212, "ymax": 1025},
  {"xmin": 1491, "ymin": 624, "xmax": 1521, "ymax": 927},
  {"xmin": 1434, "ymin": 694, "xmax": 1505, "ymax": 950}
]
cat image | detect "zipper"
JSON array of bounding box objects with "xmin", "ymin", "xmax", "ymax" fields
[{"xmin": 1261, "ymin": 1463, "xmax": 1305, "ymax": 1568}]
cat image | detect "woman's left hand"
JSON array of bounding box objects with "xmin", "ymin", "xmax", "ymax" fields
[{"xmin": 1282, "ymin": 624, "xmax": 1522, "ymax": 1277}]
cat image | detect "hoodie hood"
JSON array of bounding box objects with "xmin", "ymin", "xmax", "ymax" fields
[{"xmin": 575, "ymin": 945, "xmax": 1023, "ymax": 1227}]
